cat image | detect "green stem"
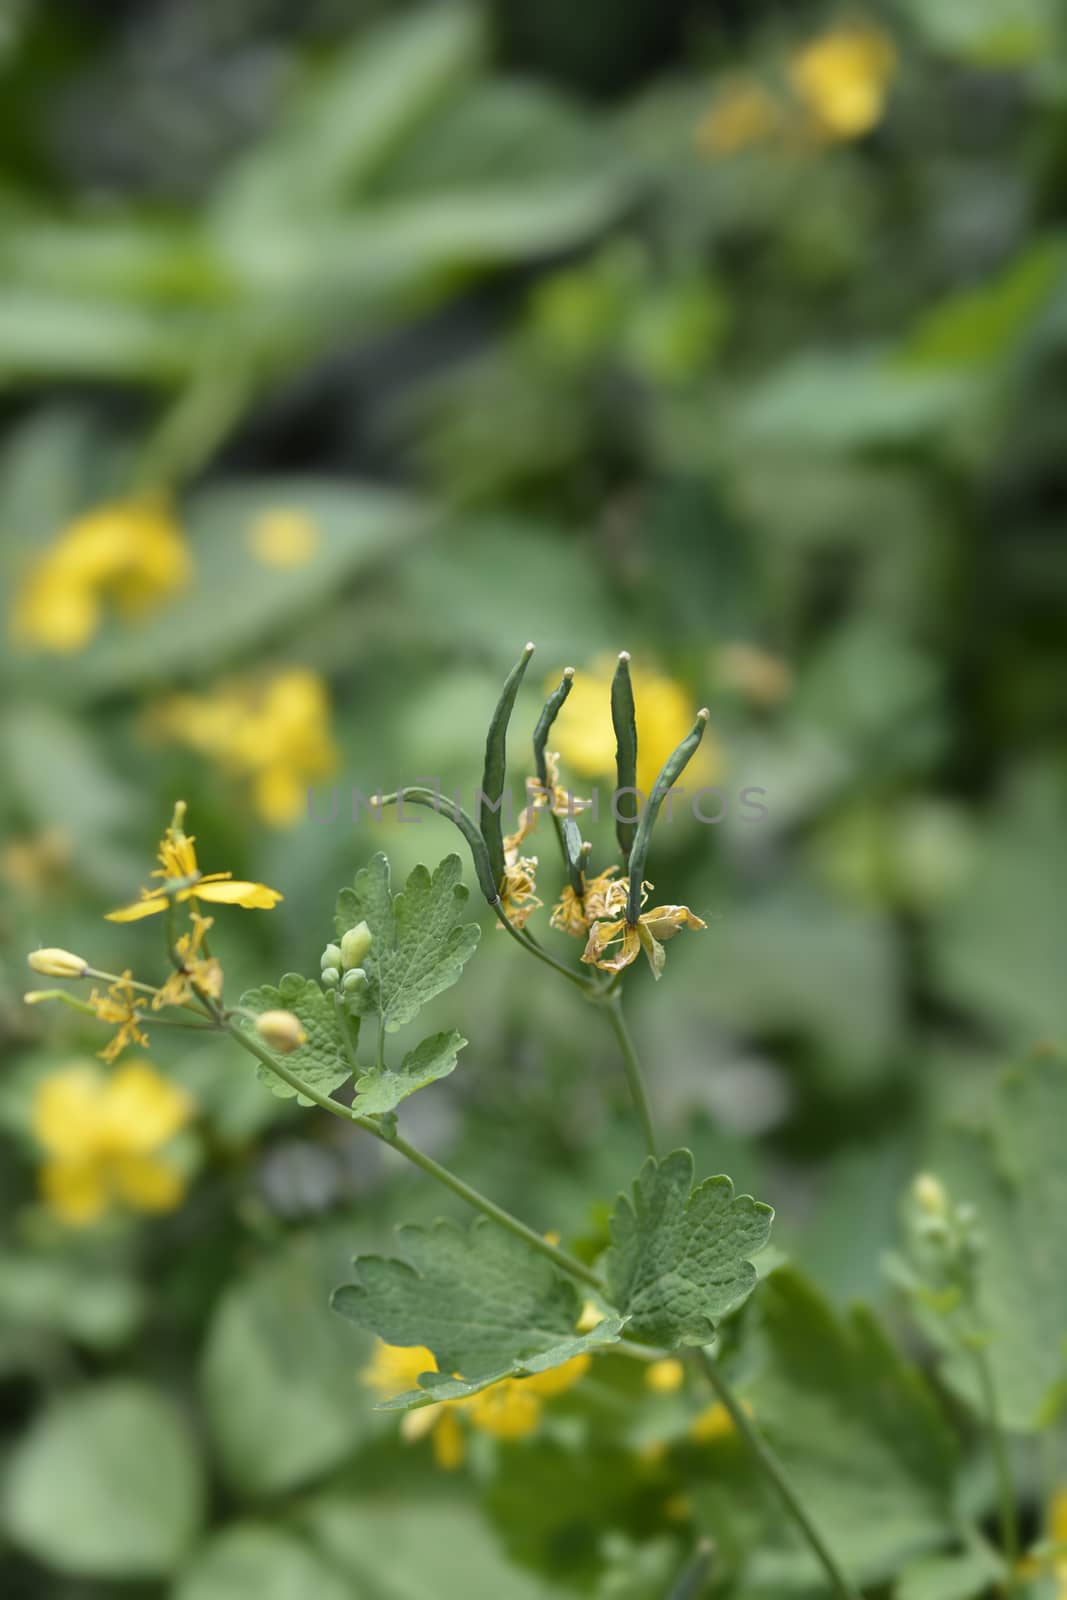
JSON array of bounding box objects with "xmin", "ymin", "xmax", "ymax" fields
[
  {"xmin": 603, "ymin": 995, "xmax": 656, "ymax": 1157},
  {"xmin": 492, "ymin": 898, "xmax": 594, "ymax": 993},
  {"xmin": 971, "ymin": 1342, "xmax": 1020, "ymax": 1584},
  {"xmin": 693, "ymin": 1347, "xmax": 862, "ymax": 1600},
  {"xmin": 226, "ymin": 1020, "xmax": 602, "ymax": 1291}
]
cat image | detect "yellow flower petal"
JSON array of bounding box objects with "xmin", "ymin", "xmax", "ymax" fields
[
  {"xmin": 646, "ymin": 1358, "xmax": 686, "ymax": 1394},
  {"xmin": 32, "ymin": 1066, "xmax": 104, "ymax": 1159},
  {"xmin": 40, "ymin": 1157, "xmax": 109, "ymax": 1226},
  {"xmin": 100, "ymin": 1062, "xmax": 193, "ymax": 1152},
  {"xmin": 105, "ymin": 895, "xmax": 169, "ymax": 922},
  {"xmin": 110, "ymin": 1152, "xmax": 186, "ymax": 1213},
  {"xmin": 195, "ymin": 879, "xmax": 283, "ymax": 909},
  {"xmin": 431, "ymin": 1407, "xmax": 465, "ymax": 1469}
]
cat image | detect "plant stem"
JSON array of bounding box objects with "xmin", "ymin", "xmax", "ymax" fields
[
  {"xmin": 225, "ymin": 1020, "xmax": 602, "ymax": 1291},
  {"xmin": 492, "ymin": 899, "xmax": 594, "ymax": 993},
  {"xmin": 971, "ymin": 1342, "xmax": 1020, "ymax": 1584},
  {"xmin": 693, "ymin": 1347, "xmax": 862, "ymax": 1600},
  {"xmin": 603, "ymin": 995, "xmax": 656, "ymax": 1157}
]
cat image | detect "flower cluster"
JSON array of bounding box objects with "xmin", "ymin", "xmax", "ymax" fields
[
  {"xmin": 31, "ymin": 1060, "xmax": 192, "ymax": 1226},
  {"xmin": 698, "ymin": 22, "xmax": 897, "ymax": 155},
  {"xmin": 153, "ymin": 668, "xmax": 338, "ymax": 827},
  {"xmin": 11, "ymin": 498, "xmax": 188, "ymax": 653},
  {"xmin": 362, "ymin": 1340, "xmax": 591, "ymax": 1469}
]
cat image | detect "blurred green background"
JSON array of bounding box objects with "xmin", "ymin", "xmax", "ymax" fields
[{"xmin": 1, "ymin": 1, "xmax": 1066, "ymax": 1594}]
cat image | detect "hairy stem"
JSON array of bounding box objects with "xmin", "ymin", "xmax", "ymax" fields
[
  {"xmin": 226, "ymin": 1020, "xmax": 602, "ymax": 1291},
  {"xmin": 693, "ymin": 1347, "xmax": 862, "ymax": 1600},
  {"xmin": 603, "ymin": 995, "xmax": 656, "ymax": 1157}
]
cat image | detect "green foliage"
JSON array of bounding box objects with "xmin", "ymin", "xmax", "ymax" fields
[
  {"xmin": 240, "ymin": 974, "xmax": 352, "ymax": 1103},
  {"xmin": 2, "ymin": 1382, "xmax": 203, "ymax": 1578},
  {"xmin": 335, "ymin": 852, "xmax": 481, "ymax": 1030},
  {"xmin": 718, "ymin": 1271, "xmax": 958, "ymax": 1589},
  {"xmin": 606, "ymin": 1151, "xmax": 773, "ymax": 1347},
  {"xmin": 920, "ymin": 1051, "xmax": 1067, "ymax": 1430},
  {"xmin": 333, "ymin": 1217, "xmax": 623, "ymax": 1406},
  {"xmin": 353, "ymin": 1028, "xmax": 467, "ymax": 1116},
  {"xmin": 176, "ymin": 1525, "xmax": 351, "ymax": 1600},
  {"xmin": 201, "ymin": 1242, "xmax": 367, "ymax": 1496}
]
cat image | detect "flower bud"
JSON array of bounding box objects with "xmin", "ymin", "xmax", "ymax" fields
[
  {"xmin": 27, "ymin": 947, "xmax": 87, "ymax": 979},
  {"xmin": 321, "ymin": 966, "xmax": 341, "ymax": 990},
  {"xmin": 343, "ymin": 966, "xmax": 368, "ymax": 994},
  {"xmin": 320, "ymin": 943, "xmax": 342, "ymax": 972},
  {"xmin": 254, "ymin": 1009, "xmax": 307, "ymax": 1054},
  {"xmin": 912, "ymin": 1172, "xmax": 948, "ymax": 1219},
  {"xmin": 341, "ymin": 922, "xmax": 373, "ymax": 971}
]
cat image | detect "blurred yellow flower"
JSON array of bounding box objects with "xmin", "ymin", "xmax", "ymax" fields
[
  {"xmin": 646, "ymin": 1357, "xmax": 686, "ymax": 1394},
  {"xmin": 0, "ymin": 829, "xmax": 72, "ymax": 895},
  {"xmin": 689, "ymin": 1397, "xmax": 751, "ymax": 1443},
  {"xmin": 246, "ymin": 508, "xmax": 320, "ymax": 569},
  {"xmin": 153, "ymin": 668, "xmax": 338, "ymax": 827},
  {"xmin": 362, "ymin": 1340, "xmax": 591, "ymax": 1469},
  {"xmin": 552, "ymin": 657, "xmax": 720, "ymax": 798},
  {"xmin": 581, "ymin": 878, "xmax": 707, "ymax": 980},
  {"xmin": 10, "ymin": 498, "xmax": 189, "ymax": 653},
  {"xmin": 32, "ymin": 1060, "xmax": 193, "ymax": 1226},
  {"xmin": 697, "ymin": 75, "xmax": 782, "ymax": 155},
  {"xmin": 788, "ymin": 23, "xmax": 897, "ymax": 142},
  {"xmin": 106, "ymin": 802, "xmax": 282, "ymax": 921},
  {"xmin": 715, "ymin": 642, "xmax": 793, "ymax": 707}
]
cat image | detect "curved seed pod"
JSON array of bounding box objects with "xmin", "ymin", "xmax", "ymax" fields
[
  {"xmin": 626, "ymin": 708, "xmax": 709, "ymax": 924},
  {"xmin": 374, "ymin": 787, "xmax": 498, "ymax": 905},
  {"xmin": 611, "ymin": 652, "xmax": 639, "ymax": 863},
  {"xmin": 480, "ymin": 642, "xmax": 535, "ymax": 889},
  {"xmin": 532, "ymin": 667, "xmax": 574, "ymax": 786}
]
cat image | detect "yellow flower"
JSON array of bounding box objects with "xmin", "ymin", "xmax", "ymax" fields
[
  {"xmin": 580, "ymin": 878, "xmax": 707, "ymax": 980},
  {"xmin": 788, "ymin": 24, "xmax": 896, "ymax": 142},
  {"xmin": 32, "ymin": 1060, "xmax": 192, "ymax": 1226},
  {"xmin": 246, "ymin": 508, "xmax": 320, "ymax": 569},
  {"xmin": 362, "ymin": 1341, "xmax": 590, "ymax": 1469},
  {"xmin": 152, "ymin": 913, "xmax": 223, "ymax": 1009},
  {"xmin": 551, "ymin": 864, "xmax": 627, "ymax": 938},
  {"xmin": 697, "ymin": 75, "xmax": 782, "ymax": 154},
  {"xmin": 527, "ymin": 750, "xmax": 590, "ymax": 819},
  {"xmin": 153, "ymin": 669, "xmax": 338, "ymax": 827},
  {"xmin": 646, "ymin": 1358, "xmax": 686, "ymax": 1394},
  {"xmin": 11, "ymin": 498, "xmax": 188, "ymax": 653},
  {"xmin": 106, "ymin": 802, "xmax": 282, "ymax": 922},
  {"xmin": 88, "ymin": 972, "xmax": 150, "ymax": 1063},
  {"xmin": 552, "ymin": 657, "xmax": 720, "ymax": 798},
  {"xmin": 689, "ymin": 1398, "xmax": 751, "ymax": 1443}
]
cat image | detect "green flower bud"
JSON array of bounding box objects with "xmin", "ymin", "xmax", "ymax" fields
[
  {"xmin": 341, "ymin": 922, "xmax": 372, "ymax": 971},
  {"xmin": 912, "ymin": 1173, "xmax": 948, "ymax": 1219},
  {"xmin": 343, "ymin": 966, "xmax": 368, "ymax": 994},
  {"xmin": 321, "ymin": 943, "xmax": 342, "ymax": 972},
  {"xmin": 255, "ymin": 1009, "xmax": 307, "ymax": 1054},
  {"xmin": 321, "ymin": 966, "xmax": 341, "ymax": 989}
]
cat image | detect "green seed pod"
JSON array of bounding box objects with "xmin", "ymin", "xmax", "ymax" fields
[
  {"xmin": 532, "ymin": 667, "xmax": 574, "ymax": 787},
  {"xmin": 374, "ymin": 787, "xmax": 498, "ymax": 905},
  {"xmin": 480, "ymin": 642, "xmax": 535, "ymax": 891},
  {"xmin": 626, "ymin": 708, "xmax": 709, "ymax": 924},
  {"xmin": 611, "ymin": 651, "xmax": 639, "ymax": 864},
  {"xmin": 341, "ymin": 921, "xmax": 373, "ymax": 971},
  {"xmin": 320, "ymin": 943, "xmax": 342, "ymax": 972}
]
